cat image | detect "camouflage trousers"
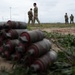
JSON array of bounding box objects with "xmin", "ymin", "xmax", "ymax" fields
[
  {"xmin": 33, "ymin": 16, "xmax": 40, "ymax": 24},
  {"xmin": 28, "ymin": 18, "xmax": 34, "ymax": 25}
]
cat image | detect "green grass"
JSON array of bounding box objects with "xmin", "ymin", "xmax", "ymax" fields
[{"xmin": 27, "ymin": 23, "xmax": 75, "ymax": 30}]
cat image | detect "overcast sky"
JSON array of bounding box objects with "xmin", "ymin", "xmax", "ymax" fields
[{"xmin": 0, "ymin": 0, "xmax": 75, "ymax": 23}]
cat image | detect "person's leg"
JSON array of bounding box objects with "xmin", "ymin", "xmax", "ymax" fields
[
  {"xmin": 36, "ymin": 18, "xmax": 40, "ymax": 24},
  {"xmin": 66, "ymin": 19, "xmax": 69, "ymax": 24},
  {"xmin": 73, "ymin": 20, "xmax": 74, "ymax": 24},
  {"xmin": 28, "ymin": 19, "xmax": 30, "ymax": 25},
  {"xmin": 70, "ymin": 20, "xmax": 71, "ymax": 24},
  {"xmin": 33, "ymin": 17, "xmax": 36, "ymax": 25},
  {"xmin": 65, "ymin": 19, "xmax": 66, "ymax": 24},
  {"xmin": 72, "ymin": 19, "xmax": 74, "ymax": 24},
  {"xmin": 31, "ymin": 19, "xmax": 34, "ymax": 25}
]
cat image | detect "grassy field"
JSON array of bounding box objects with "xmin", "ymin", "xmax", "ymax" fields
[{"xmin": 28, "ymin": 23, "xmax": 75, "ymax": 30}]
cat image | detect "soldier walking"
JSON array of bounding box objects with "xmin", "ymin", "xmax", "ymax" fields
[
  {"xmin": 64, "ymin": 13, "xmax": 69, "ymax": 24},
  {"xmin": 28, "ymin": 8, "xmax": 33, "ymax": 25},
  {"xmin": 33, "ymin": 3, "xmax": 40, "ymax": 25},
  {"xmin": 70, "ymin": 14, "xmax": 74, "ymax": 24}
]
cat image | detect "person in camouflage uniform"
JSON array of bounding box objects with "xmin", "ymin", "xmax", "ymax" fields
[
  {"xmin": 64, "ymin": 13, "xmax": 69, "ymax": 24},
  {"xmin": 33, "ymin": 3, "xmax": 40, "ymax": 25},
  {"xmin": 28, "ymin": 8, "xmax": 33, "ymax": 25},
  {"xmin": 70, "ymin": 14, "xmax": 74, "ymax": 24}
]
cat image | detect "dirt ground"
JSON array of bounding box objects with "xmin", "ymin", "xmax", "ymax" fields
[
  {"xmin": 0, "ymin": 27, "xmax": 75, "ymax": 71},
  {"xmin": 0, "ymin": 57, "xmax": 13, "ymax": 71},
  {"xmin": 41, "ymin": 27, "xmax": 75, "ymax": 35}
]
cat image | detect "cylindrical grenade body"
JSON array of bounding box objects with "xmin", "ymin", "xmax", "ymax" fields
[
  {"xmin": 3, "ymin": 39, "xmax": 20, "ymax": 53},
  {"xmin": 0, "ymin": 30, "xmax": 9, "ymax": 44},
  {"xmin": 11, "ymin": 51, "xmax": 23, "ymax": 61},
  {"xmin": 4, "ymin": 29, "xmax": 28, "ymax": 39},
  {"xmin": 5, "ymin": 20, "xmax": 27, "ymax": 29},
  {"xmin": 15, "ymin": 42, "xmax": 30, "ymax": 53},
  {"xmin": 19, "ymin": 30, "xmax": 45, "ymax": 43},
  {"xmin": 27, "ymin": 39, "xmax": 52, "ymax": 57},
  {"xmin": 0, "ymin": 22, "xmax": 6, "ymax": 30},
  {"xmin": 0, "ymin": 37, "xmax": 3, "ymax": 46},
  {"xmin": 2, "ymin": 51, "xmax": 11, "ymax": 59},
  {"xmin": 24, "ymin": 56, "xmax": 36, "ymax": 66},
  {"xmin": 0, "ymin": 29, "xmax": 7, "ymax": 36},
  {"xmin": 0, "ymin": 24, "xmax": 3, "ymax": 30},
  {"xmin": 0, "ymin": 46, "xmax": 4, "ymax": 55},
  {"xmin": 30, "ymin": 50, "xmax": 57, "ymax": 72},
  {"xmin": 0, "ymin": 34, "xmax": 6, "ymax": 46}
]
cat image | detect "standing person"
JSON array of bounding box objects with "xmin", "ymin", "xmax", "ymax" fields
[
  {"xmin": 28, "ymin": 8, "xmax": 33, "ymax": 25},
  {"xmin": 70, "ymin": 14, "xmax": 74, "ymax": 24},
  {"xmin": 33, "ymin": 3, "xmax": 40, "ymax": 25},
  {"xmin": 64, "ymin": 13, "xmax": 69, "ymax": 24}
]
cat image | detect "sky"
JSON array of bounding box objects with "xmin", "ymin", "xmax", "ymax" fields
[{"xmin": 0, "ymin": 0, "xmax": 75, "ymax": 23}]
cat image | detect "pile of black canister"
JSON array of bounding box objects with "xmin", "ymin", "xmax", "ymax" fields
[{"xmin": 0, "ymin": 20, "xmax": 57, "ymax": 72}]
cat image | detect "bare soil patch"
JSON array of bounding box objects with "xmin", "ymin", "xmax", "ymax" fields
[
  {"xmin": 42, "ymin": 27, "xmax": 75, "ymax": 35},
  {"xmin": 0, "ymin": 57, "xmax": 13, "ymax": 71}
]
